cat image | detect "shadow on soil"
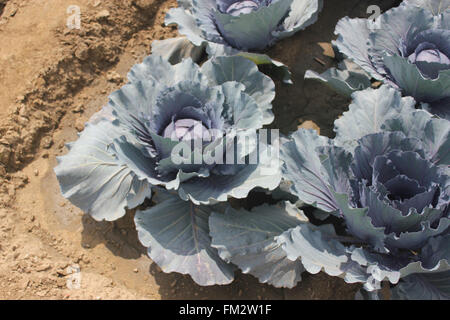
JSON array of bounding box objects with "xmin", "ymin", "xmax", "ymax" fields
[{"xmin": 81, "ymin": 212, "xmax": 146, "ymax": 260}]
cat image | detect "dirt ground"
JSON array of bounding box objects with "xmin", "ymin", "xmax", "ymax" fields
[{"xmin": 0, "ymin": 0, "xmax": 399, "ymax": 300}]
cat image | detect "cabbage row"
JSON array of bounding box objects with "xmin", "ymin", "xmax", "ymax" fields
[{"xmin": 55, "ymin": 0, "xmax": 449, "ymax": 299}]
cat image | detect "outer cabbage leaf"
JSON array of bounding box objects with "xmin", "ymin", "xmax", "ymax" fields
[
  {"xmin": 305, "ymin": 63, "xmax": 371, "ymax": 97},
  {"xmin": 205, "ymin": 42, "xmax": 293, "ymax": 84},
  {"xmin": 54, "ymin": 112, "xmax": 151, "ymax": 222},
  {"xmin": 135, "ymin": 189, "xmax": 235, "ymax": 286},
  {"xmin": 349, "ymin": 235, "xmax": 450, "ymax": 292},
  {"xmin": 278, "ymin": 220, "xmax": 372, "ymax": 287},
  {"xmin": 280, "ymin": 129, "xmax": 352, "ymax": 213},
  {"xmin": 151, "ymin": 37, "xmax": 206, "ymax": 65},
  {"xmin": 276, "ymin": 0, "xmax": 324, "ymax": 39},
  {"xmin": 279, "ymin": 223, "xmax": 349, "ymax": 276},
  {"xmin": 128, "ymin": 55, "xmax": 207, "ymax": 87},
  {"xmin": 209, "ymin": 202, "xmax": 305, "ymax": 288},
  {"xmin": 333, "ymin": 17, "xmax": 377, "ymax": 79},
  {"xmin": 399, "ymin": 235, "xmax": 450, "ymax": 277},
  {"xmin": 383, "ymin": 55, "xmax": 450, "ymax": 104},
  {"xmin": 334, "ymin": 86, "xmax": 416, "ymax": 152},
  {"xmin": 165, "ymin": 0, "xmax": 205, "ymax": 46}
]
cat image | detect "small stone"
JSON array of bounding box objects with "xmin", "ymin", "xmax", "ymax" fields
[
  {"xmin": 96, "ymin": 10, "xmax": 110, "ymax": 21},
  {"xmin": 318, "ymin": 42, "xmax": 335, "ymax": 58},
  {"xmin": 74, "ymin": 43, "xmax": 89, "ymax": 61},
  {"xmin": 33, "ymin": 169, "xmax": 39, "ymax": 177},
  {"xmin": 372, "ymin": 81, "xmax": 382, "ymax": 88},
  {"xmin": 133, "ymin": 268, "xmax": 139, "ymax": 273},
  {"xmin": 298, "ymin": 120, "xmax": 320, "ymax": 135},
  {"xmin": 7, "ymin": 6, "xmax": 18, "ymax": 17},
  {"xmin": 41, "ymin": 136, "xmax": 53, "ymax": 149},
  {"xmin": 75, "ymin": 119, "xmax": 85, "ymax": 132},
  {"xmin": 106, "ymin": 71, "xmax": 122, "ymax": 83},
  {"xmin": 72, "ymin": 104, "xmax": 84, "ymax": 113},
  {"xmin": 37, "ymin": 264, "xmax": 51, "ymax": 272}
]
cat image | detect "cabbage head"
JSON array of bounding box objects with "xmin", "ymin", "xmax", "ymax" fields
[
  {"xmin": 280, "ymin": 85, "xmax": 449, "ymax": 298},
  {"xmin": 166, "ymin": 0, "xmax": 323, "ymax": 54},
  {"xmin": 54, "ymin": 55, "xmax": 280, "ymax": 220},
  {"xmin": 307, "ymin": 1, "xmax": 450, "ymax": 119}
]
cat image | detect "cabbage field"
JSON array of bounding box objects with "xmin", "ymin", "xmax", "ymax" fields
[{"xmin": 0, "ymin": 0, "xmax": 448, "ymax": 300}]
